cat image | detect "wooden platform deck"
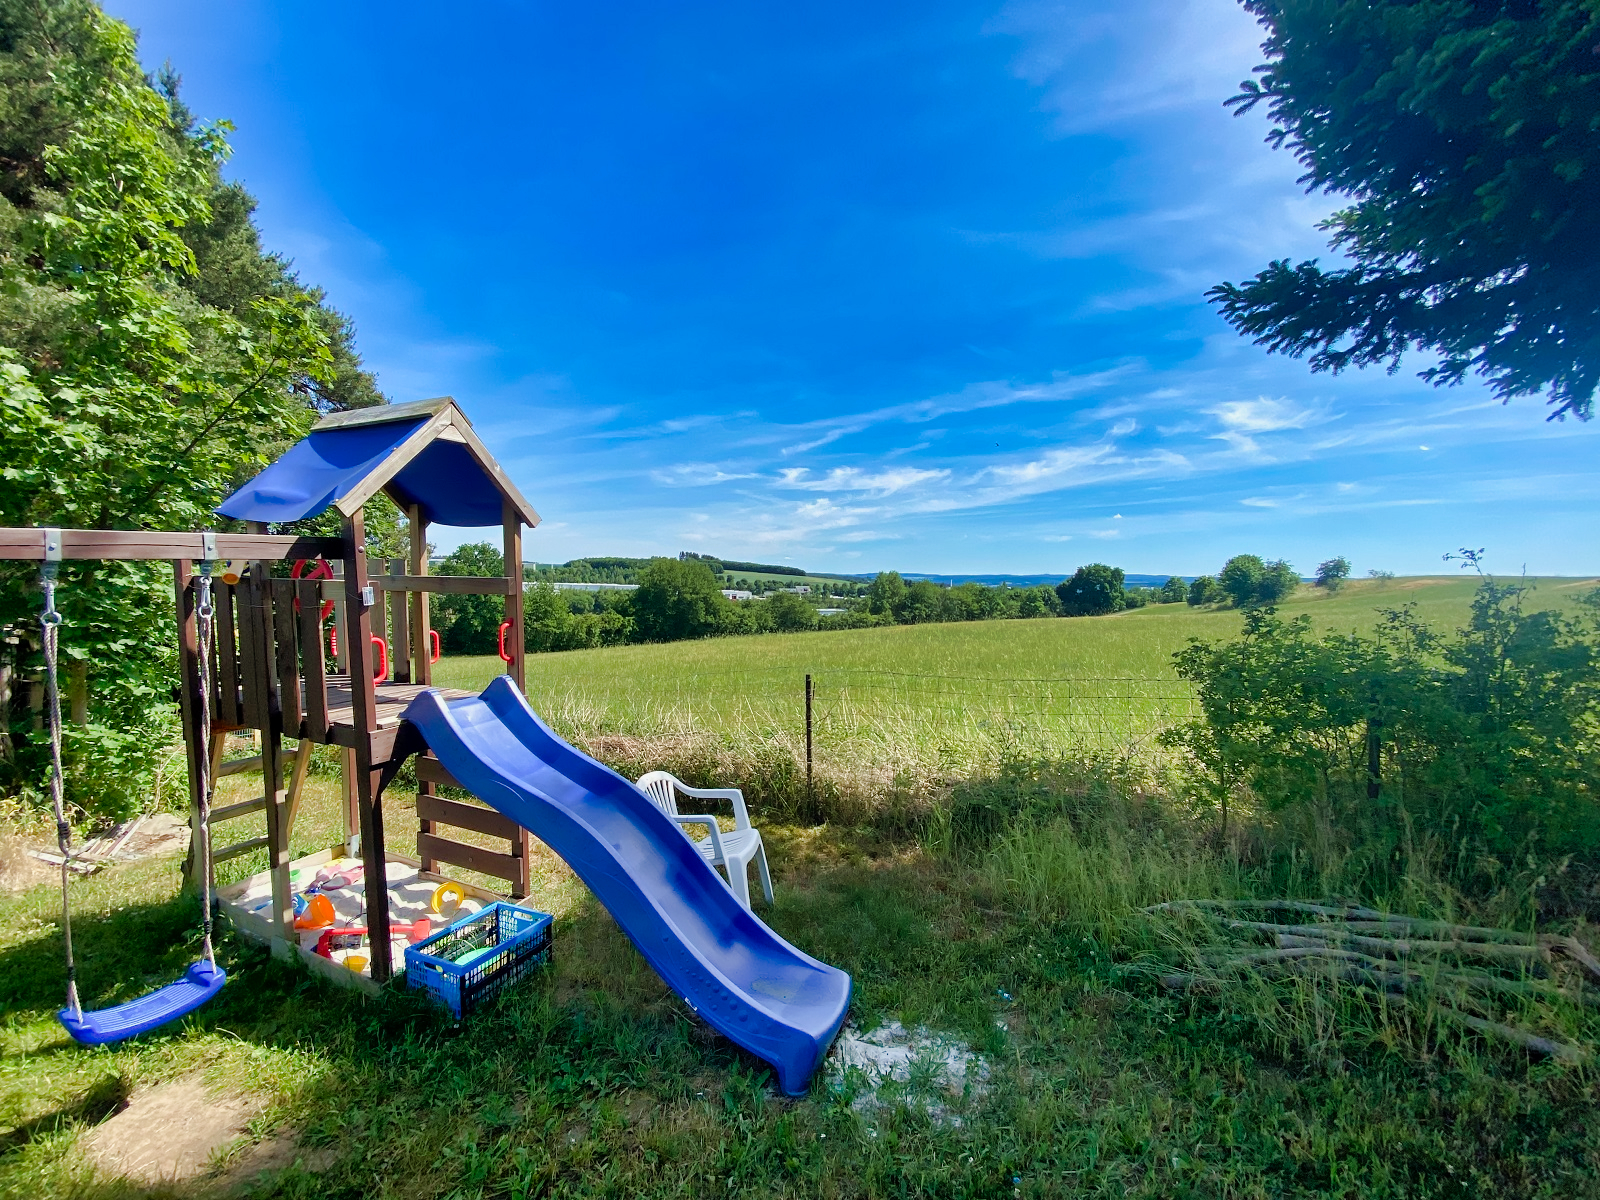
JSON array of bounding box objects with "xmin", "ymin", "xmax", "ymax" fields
[{"xmin": 323, "ymin": 677, "xmax": 476, "ymax": 731}]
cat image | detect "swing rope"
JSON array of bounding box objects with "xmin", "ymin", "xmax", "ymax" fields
[
  {"xmin": 193, "ymin": 563, "xmax": 217, "ymax": 969},
  {"xmin": 45, "ymin": 558, "xmax": 222, "ymax": 1032},
  {"xmin": 39, "ymin": 561, "xmax": 80, "ymax": 1022}
]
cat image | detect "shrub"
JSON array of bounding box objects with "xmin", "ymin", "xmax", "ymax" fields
[
  {"xmin": 1163, "ymin": 582, "xmax": 1600, "ymax": 897},
  {"xmin": 1316, "ymin": 556, "xmax": 1352, "ymax": 591},
  {"xmin": 1187, "ymin": 576, "xmax": 1221, "ymax": 606},
  {"xmin": 1160, "ymin": 576, "xmax": 1189, "ymax": 603}
]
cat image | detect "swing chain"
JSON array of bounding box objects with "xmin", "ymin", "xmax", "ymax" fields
[{"xmin": 39, "ymin": 561, "xmax": 80, "ymax": 1020}]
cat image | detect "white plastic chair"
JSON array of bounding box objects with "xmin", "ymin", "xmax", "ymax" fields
[{"xmin": 636, "ymin": 771, "xmax": 774, "ymax": 909}]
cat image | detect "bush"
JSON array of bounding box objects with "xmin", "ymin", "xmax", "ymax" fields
[
  {"xmin": 1160, "ymin": 576, "xmax": 1189, "ymax": 603},
  {"xmin": 1187, "ymin": 576, "xmax": 1221, "ymax": 606},
  {"xmin": 765, "ymin": 591, "xmax": 819, "ymax": 632},
  {"xmin": 1316, "ymin": 556, "xmax": 1352, "ymax": 591},
  {"xmin": 1163, "ymin": 582, "xmax": 1600, "ymax": 899}
]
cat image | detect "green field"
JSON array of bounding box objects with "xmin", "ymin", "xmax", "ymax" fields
[{"xmin": 437, "ymin": 576, "xmax": 1595, "ymax": 784}]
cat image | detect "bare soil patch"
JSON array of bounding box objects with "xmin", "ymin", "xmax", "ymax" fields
[{"xmin": 80, "ymin": 1077, "xmax": 262, "ymax": 1187}]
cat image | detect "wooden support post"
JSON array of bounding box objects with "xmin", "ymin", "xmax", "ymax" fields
[
  {"xmin": 343, "ymin": 510, "xmax": 393, "ymax": 981},
  {"xmin": 330, "ymin": 560, "xmax": 348, "ymax": 675},
  {"xmin": 501, "ymin": 500, "xmax": 530, "ymax": 896},
  {"xmin": 174, "ymin": 561, "xmax": 207, "ymax": 893},
  {"xmin": 246, "ymin": 522, "xmax": 294, "ymax": 956},
  {"xmin": 390, "ymin": 558, "xmax": 411, "ymax": 684},
  {"xmin": 408, "ymin": 505, "xmax": 431, "ymax": 686},
  {"xmin": 409, "ymin": 506, "xmax": 438, "ymax": 874}
]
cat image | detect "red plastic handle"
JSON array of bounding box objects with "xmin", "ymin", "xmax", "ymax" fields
[
  {"xmin": 497, "ymin": 620, "xmax": 514, "ymax": 664},
  {"xmin": 371, "ymin": 635, "xmax": 388, "ymax": 681},
  {"xmin": 429, "ymin": 629, "xmax": 441, "ymax": 664}
]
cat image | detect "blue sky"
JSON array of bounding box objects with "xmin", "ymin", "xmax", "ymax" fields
[{"xmin": 111, "ymin": 0, "xmax": 1596, "ymax": 576}]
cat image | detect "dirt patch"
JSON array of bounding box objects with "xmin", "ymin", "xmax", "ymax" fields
[
  {"xmin": 0, "ymin": 829, "xmax": 58, "ymax": 891},
  {"xmin": 116, "ymin": 812, "xmax": 190, "ymax": 861},
  {"xmin": 81, "ymin": 1077, "xmax": 263, "ymax": 1186}
]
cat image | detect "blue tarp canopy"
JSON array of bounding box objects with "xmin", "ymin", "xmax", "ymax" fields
[{"xmin": 216, "ymin": 404, "xmax": 522, "ymax": 528}]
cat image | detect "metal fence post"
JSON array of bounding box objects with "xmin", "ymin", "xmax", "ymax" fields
[{"xmin": 805, "ymin": 673, "xmax": 813, "ymax": 802}]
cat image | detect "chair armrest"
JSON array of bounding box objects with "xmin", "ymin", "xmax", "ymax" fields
[
  {"xmin": 671, "ymin": 814, "xmax": 725, "ymax": 862},
  {"xmin": 675, "ymin": 784, "xmax": 752, "ymax": 829}
]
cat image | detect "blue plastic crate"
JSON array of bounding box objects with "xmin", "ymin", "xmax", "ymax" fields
[{"xmin": 405, "ymin": 902, "xmax": 552, "ymax": 1018}]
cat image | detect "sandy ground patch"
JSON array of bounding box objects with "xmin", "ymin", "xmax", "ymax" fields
[{"xmin": 81, "ymin": 1078, "xmax": 262, "ymax": 1186}]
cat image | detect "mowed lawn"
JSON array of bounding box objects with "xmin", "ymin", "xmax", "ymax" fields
[{"xmin": 435, "ymin": 576, "xmax": 1596, "ymax": 761}]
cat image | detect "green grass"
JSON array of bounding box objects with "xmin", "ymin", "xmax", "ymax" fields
[
  {"xmin": 2, "ymin": 575, "xmax": 1596, "ymax": 1197},
  {"xmin": 438, "ymin": 576, "xmax": 1595, "ymax": 808},
  {"xmin": 4, "ymin": 755, "xmax": 1597, "ymax": 1198}
]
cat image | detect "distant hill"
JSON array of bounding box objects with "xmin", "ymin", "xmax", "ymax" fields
[{"xmin": 835, "ymin": 572, "xmax": 1190, "ymax": 589}]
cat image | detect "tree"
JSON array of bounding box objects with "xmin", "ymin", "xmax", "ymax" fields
[
  {"xmin": 1210, "ymin": 0, "xmax": 1600, "ymax": 421},
  {"xmin": 0, "ymin": 1, "xmax": 383, "ymax": 816},
  {"xmin": 764, "ymin": 590, "xmax": 818, "ymax": 632},
  {"xmin": 431, "ymin": 543, "xmax": 504, "ymax": 654},
  {"xmin": 1316, "ymin": 556, "xmax": 1352, "ymax": 591},
  {"xmin": 866, "ymin": 570, "xmax": 906, "ymax": 617},
  {"xmin": 1188, "ymin": 576, "xmax": 1221, "ymax": 606},
  {"xmin": 629, "ymin": 558, "xmax": 728, "ymax": 642},
  {"xmin": 1160, "ymin": 576, "xmax": 1189, "ymax": 603},
  {"xmin": 1056, "ymin": 564, "xmax": 1125, "ymax": 617},
  {"xmin": 1219, "ymin": 555, "xmax": 1299, "ymax": 609}
]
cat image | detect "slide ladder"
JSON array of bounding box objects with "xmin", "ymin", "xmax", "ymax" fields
[{"xmin": 402, "ymin": 677, "xmax": 851, "ymax": 1094}]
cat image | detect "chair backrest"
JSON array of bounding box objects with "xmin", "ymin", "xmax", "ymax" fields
[{"xmin": 635, "ymin": 771, "xmax": 682, "ymax": 819}]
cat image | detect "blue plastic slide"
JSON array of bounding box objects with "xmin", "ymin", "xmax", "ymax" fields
[{"xmin": 403, "ymin": 677, "xmax": 851, "ymax": 1094}]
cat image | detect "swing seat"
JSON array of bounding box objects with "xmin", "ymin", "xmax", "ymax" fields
[{"xmin": 57, "ymin": 961, "xmax": 226, "ymax": 1046}]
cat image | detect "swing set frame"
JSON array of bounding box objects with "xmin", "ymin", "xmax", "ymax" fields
[{"xmin": 4, "ymin": 396, "xmax": 542, "ymax": 1005}]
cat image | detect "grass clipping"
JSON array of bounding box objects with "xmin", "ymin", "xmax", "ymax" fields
[{"xmin": 1147, "ymin": 899, "xmax": 1600, "ymax": 1063}]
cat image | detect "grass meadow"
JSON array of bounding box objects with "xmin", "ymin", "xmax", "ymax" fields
[{"xmin": 1, "ymin": 576, "xmax": 1597, "ymax": 1197}]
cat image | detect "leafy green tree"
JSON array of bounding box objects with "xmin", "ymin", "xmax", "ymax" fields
[
  {"xmin": 629, "ymin": 558, "xmax": 728, "ymax": 642},
  {"xmin": 431, "ymin": 543, "xmax": 504, "ymax": 655},
  {"xmin": 1211, "ymin": 0, "xmax": 1600, "ymax": 420},
  {"xmin": 1187, "ymin": 576, "xmax": 1222, "ymax": 606},
  {"xmin": 894, "ymin": 579, "xmax": 948, "ymax": 624},
  {"xmin": 0, "ymin": 1, "xmax": 383, "ymax": 816},
  {"xmin": 1160, "ymin": 576, "xmax": 1189, "ymax": 603},
  {"xmin": 1218, "ymin": 555, "xmax": 1298, "ymax": 608},
  {"xmin": 764, "ymin": 590, "xmax": 818, "ymax": 633},
  {"xmin": 1316, "ymin": 556, "xmax": 1352, "ymax": 591},
  {"xmin": 1056, "ymin": 564, "xmax": 1125, "ymax": 617},
  {"xmin": 866, "ymin": 570, "xmax": 906, "ymax": 616}
]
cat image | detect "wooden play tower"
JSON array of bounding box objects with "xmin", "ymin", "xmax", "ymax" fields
[{"xmin": 4, "ymin": 397, "xmax": 541, "ymax": 984}]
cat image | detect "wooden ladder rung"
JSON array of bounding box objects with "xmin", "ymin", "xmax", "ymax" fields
[
  {"xmin": 217, "ymin": 756, "xmax": 262, "ymax": 778},
  {"xmin": 212, "ymin": 835, "xmax": 269, "ymax": 863},
  {"xmin": 211, "ymin": 796, "xmax": 267, "ymax": 823}
]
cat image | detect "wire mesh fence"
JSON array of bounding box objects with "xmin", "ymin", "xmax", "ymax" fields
[{"xmin": 503, "ymin": 660, "xmax": 1200, "ymax": 773}]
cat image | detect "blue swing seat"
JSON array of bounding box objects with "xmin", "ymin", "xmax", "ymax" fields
[{"xmin": 57, "ymin": 960, "xmax": 226, "ymax": 1046}]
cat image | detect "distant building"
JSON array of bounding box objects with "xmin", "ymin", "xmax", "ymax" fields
[
  {"xmin": 721, "ymin": 589, "xmax": 753, "ymax": 601},
  {"xmin": 778, "ymin": 585, "xmax": 811, "ymax": 595},
  {"xmin": 817, "ymin": 608, "xmax": 845, "ymax": 616},
  {"xmin": 545, "ymin": 581, "xmax": 638, "ymax": 592}
]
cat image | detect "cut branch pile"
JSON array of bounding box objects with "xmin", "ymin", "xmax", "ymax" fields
[{"xmin": 1143, "ymin": 899, "xmax": 1599, "ymax": 1063}]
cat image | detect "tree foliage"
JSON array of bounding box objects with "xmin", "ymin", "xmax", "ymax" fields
[
  {"xmin": 1211, "ymin": 0, "xmax": 1600, "ymax": 420},
  {"xmin": 0, "ymin": 1, "xmax": 383, "ymax": 816},
  {"xmin": 1218, "ymin": 554, "xmax": 1299, "ymax": 609},
  {"xmin": 1316, "ymin": 555, "xmax": 1352, "ymax": 591},
  {"xmin": 629, "ymin": 558, "xmax": 729, "ymax": 643},
  {"xmin": 1164, "ymin": 583, "xmax": 1600, "ymax": 895},
  {"xmin": 431, "ymin": 543, "xmax": 504, "ymax": 655},
  {"xmin": 1056, "ymin": 563, "xmax": 1126, "ymax": 617}
]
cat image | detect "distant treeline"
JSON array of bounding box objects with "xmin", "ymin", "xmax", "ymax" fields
[{"xmin": 436, "ymin": 548, "xmax": 1346, "ymax": 655}]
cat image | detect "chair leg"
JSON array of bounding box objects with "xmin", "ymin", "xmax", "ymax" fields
[
  {"xmin": 754, "ymin": 840, "xmax": 774, "ymax": 905},
  {"xmin": 727, "ymin": 851, "xmax": 753, "ymax": 909}
]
